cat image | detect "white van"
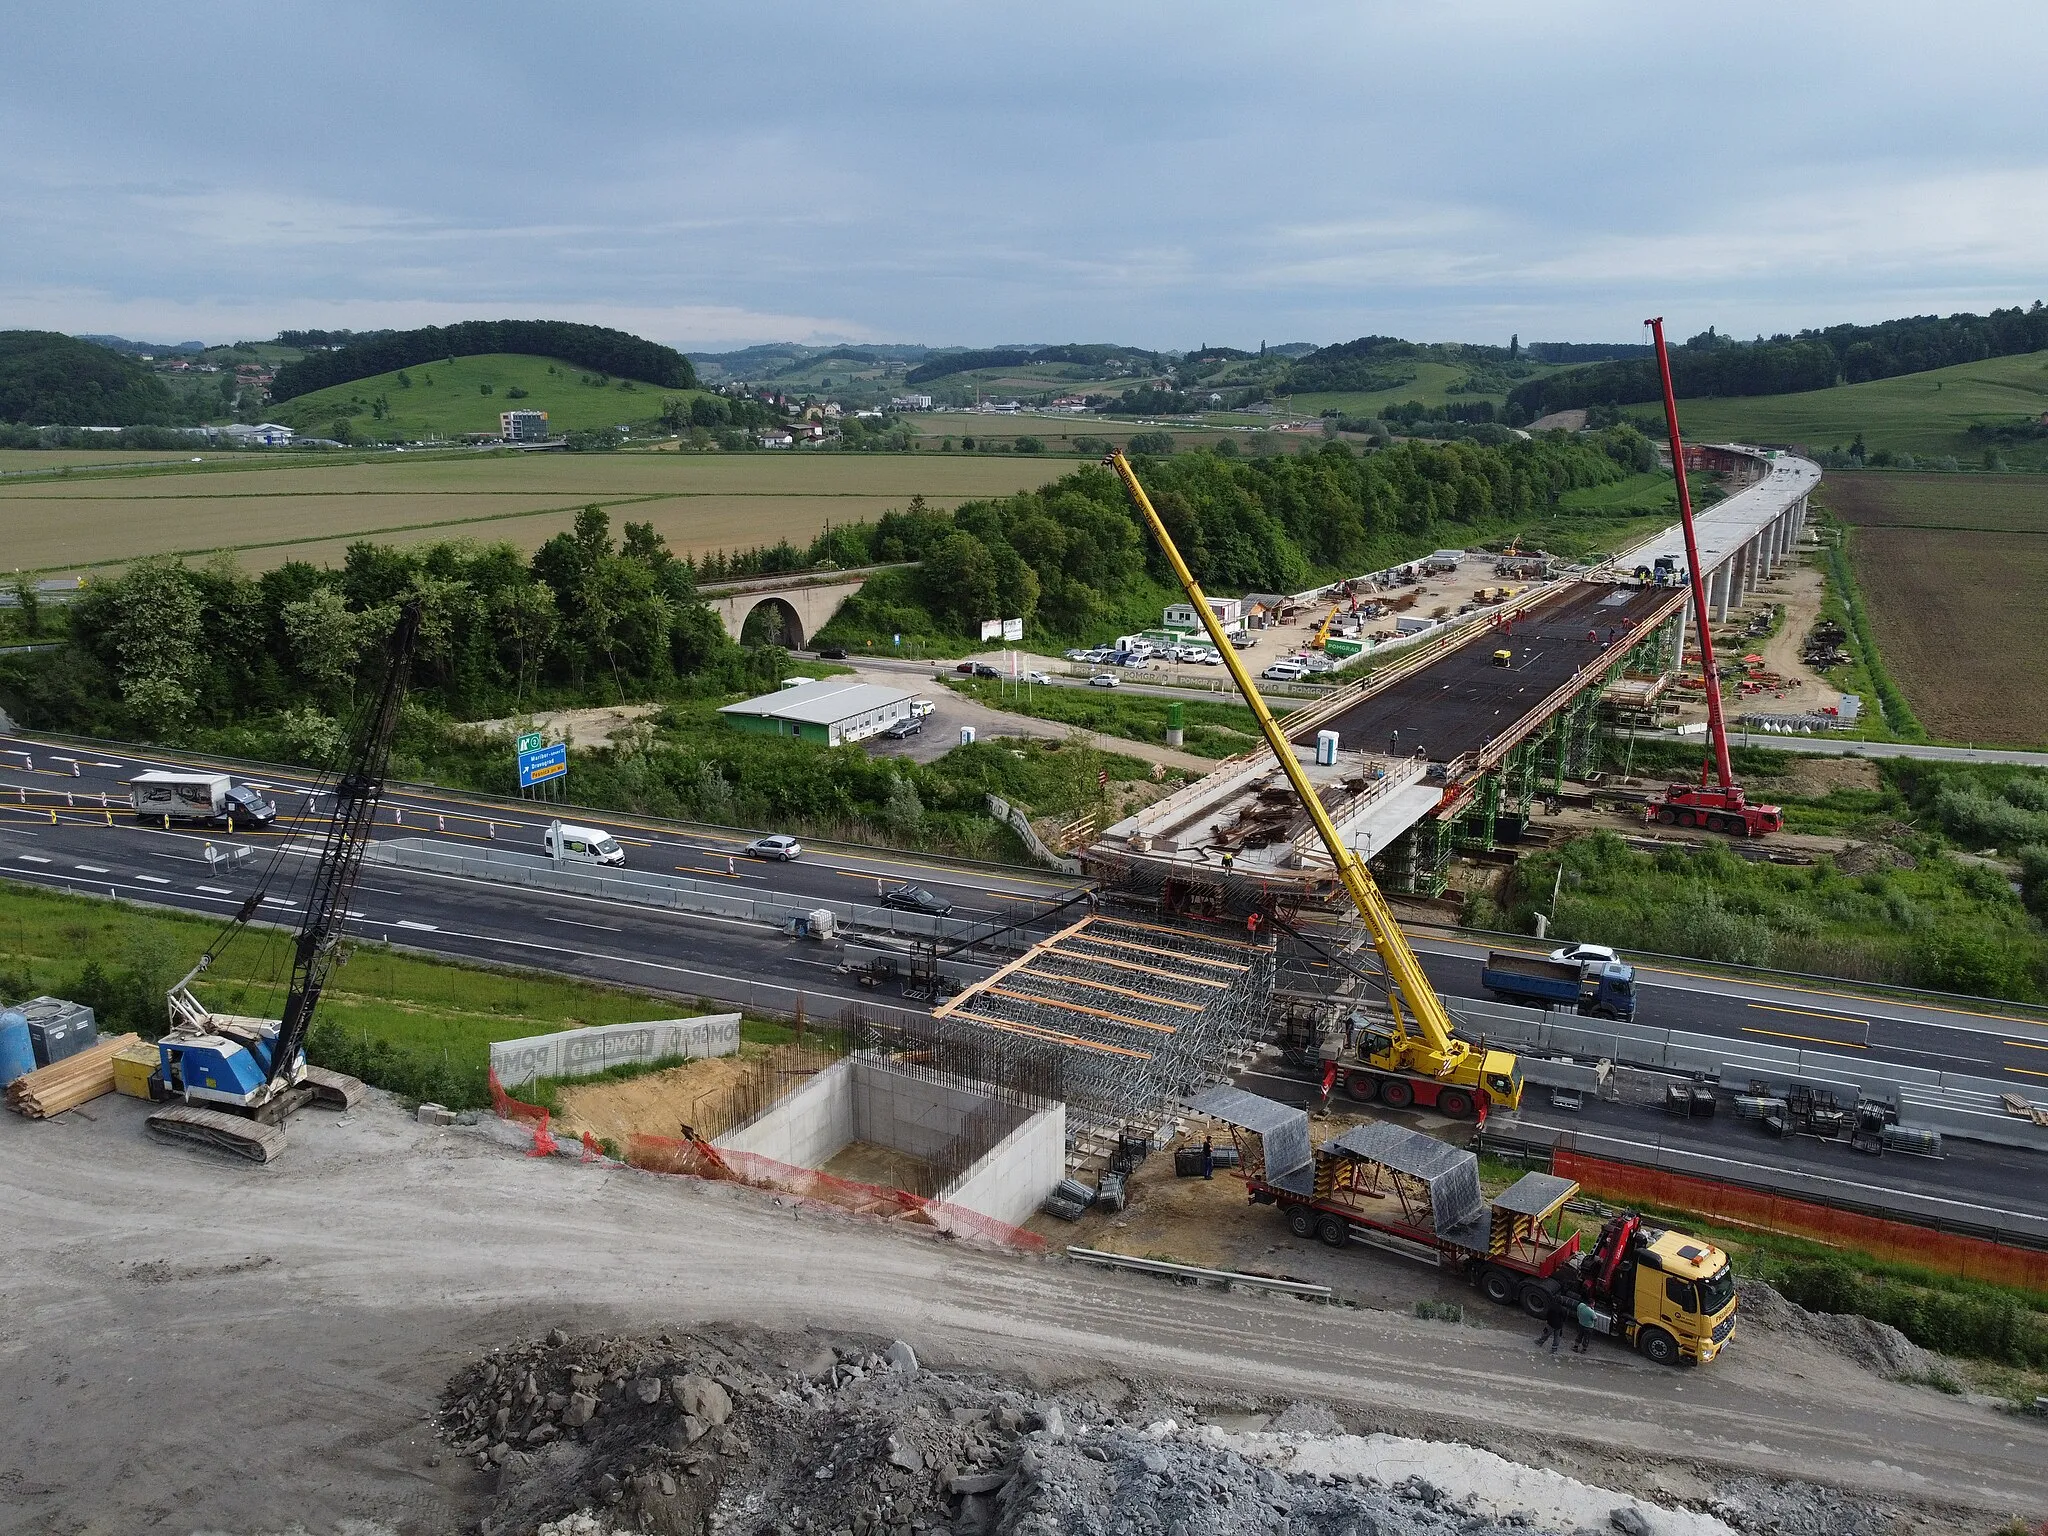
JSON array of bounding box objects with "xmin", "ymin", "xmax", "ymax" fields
[
  {"xmin": 909, "ymin": 697, "xmax": 936, "ymax": 719},
  {"xmin": 1262, "ymin": 661, "xmax": 1307, "ymax": 682},
  {"xmin": 545, "ymin": 821, "xmax": 626, "ymax": 866}
]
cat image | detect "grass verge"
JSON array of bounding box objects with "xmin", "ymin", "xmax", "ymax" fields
[
  {"xmin": 1821, "ymin": 519, "xmax": 1927, "ymax": 740},
  {"xmin": 0, "ymin": 880, "xmax": 734, "ymax": 1111}
]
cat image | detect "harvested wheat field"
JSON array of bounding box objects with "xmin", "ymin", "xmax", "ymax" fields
[
  {"xmin": 2, "ymin": 451, "xmax": 1071, "ymax": 575},
  {"xmin": 1822, "ymin": 472, "xmax": 2048, "ymax": 745}
]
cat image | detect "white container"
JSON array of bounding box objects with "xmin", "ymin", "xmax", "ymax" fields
[{"xmin": 1316, "ymin": 730, "xmax": 1339, "ymax": 766}]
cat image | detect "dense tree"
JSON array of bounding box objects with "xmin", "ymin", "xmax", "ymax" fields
[
  {"xmin": 0, "ymin": 331, "xmax": 184, "ymax": 426},
  {"xmin": 270, "ymin": 320, "xmax": 694, "ymax": 401}
]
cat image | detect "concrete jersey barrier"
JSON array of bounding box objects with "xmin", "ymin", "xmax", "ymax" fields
[{"xmin": 490, "ymin": 1014, "xmax": 741, "ymax": 1088}]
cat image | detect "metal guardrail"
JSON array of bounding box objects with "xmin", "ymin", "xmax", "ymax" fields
[
  {"xmin": 1065, "ymin": 1246, "xmax": 1333, "ymax": 1300},
  {"xmin": 1453, "ymin": 995, "xmax": 2048, "ymax": 1153}
]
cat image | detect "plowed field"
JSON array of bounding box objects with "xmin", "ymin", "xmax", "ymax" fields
[{"xmin": 1823, "ymin": 472, "xmax": 2048, "ymax": 745}]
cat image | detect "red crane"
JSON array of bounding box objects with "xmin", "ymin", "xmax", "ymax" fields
[{"xmin": 1643, "ymin": 318, "xmax": 1782, "ymax": 838}]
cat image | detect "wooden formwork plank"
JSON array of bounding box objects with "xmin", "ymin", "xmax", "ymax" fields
[
  {"xmin": 1010, "ymin": 967, "xmax": 1201, "ymax": 1010},
  {"xmin": 987, "ymin": 987, "xmax": 1178, "ymax": 1034},
  {"xmin": 1100, "ymin": 916, "xmax": 1269, "ymax": 954},
  {"xmin": 932, "ymin": 914, "xmax": 1097, "ymax": 1020},
  {"xmin": 1068, "ymin": 934, "xmax": 1249, "ymax": 971},
  {"xmin": 1037, "ymin": 944, "xmax": 1229, "ymax": 987},
  {"xmin": 948, "ymin": 1009, "xmax": 1153, "ymax": 1060}
]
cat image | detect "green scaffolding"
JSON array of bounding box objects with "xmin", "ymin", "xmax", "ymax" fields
[{"xmin": 1375, "ymin": 811, "xmax": 1456, "ymax": 898}]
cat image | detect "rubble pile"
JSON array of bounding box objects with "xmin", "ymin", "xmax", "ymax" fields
[
  {"xmin": 440, "ymin": 1324, "xmax": 1900, "ymax": 1536},
  {"xmin": 1733, "ymin": 1279, "xmax": 1962, "ymax": 1390}
]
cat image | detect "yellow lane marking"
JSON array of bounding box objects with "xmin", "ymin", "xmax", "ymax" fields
[
  {"xmin": 1742, "ymin": 1025, "xmax": 1867, "ymax": 1050},
  {"xmin": 2003, "ymin": 1039, "xmax": 2048, "ymax": 1053},
  {"xmin": 2005, "ymin": 1065, "xmax": 2048, "ymax": 1080},
  {"xmin": 1747, "ymin": 1002, "xmax": 1869, "ymax": 1025},
  {"xmin": 675, "ymin": 864, "xmax": 745, "ymax": 881}
]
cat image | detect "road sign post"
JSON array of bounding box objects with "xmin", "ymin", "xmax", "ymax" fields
[{"xmin": 518, "ymin": 741, "xmax": 568, "ymax": 795}]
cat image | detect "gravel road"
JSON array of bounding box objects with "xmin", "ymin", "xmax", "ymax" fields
[{"xmin": 3, "ymin": 1093, "xmax": 2041, "ymax": 1535}]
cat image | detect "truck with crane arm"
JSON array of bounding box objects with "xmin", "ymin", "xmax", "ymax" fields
[
  {"xmin": 1188, "ymin": 1082, "xmax": 1738, "ymax": 1366},
  {"xmin": 1640, "ymin": 317, "xmax": 1782, "ymax": 838},
  {"xmin": 1103, "ymin": 452, "xmax": 1523, "ymax": 1119},
  {"xmin": 144, "ymin": 601, "xmax": 423, "ymax": 1163}
]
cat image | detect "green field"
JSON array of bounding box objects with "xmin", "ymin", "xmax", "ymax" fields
[
  {"xmin": 1649, "ymin": 350, "xmax": 2048, "ymax": 466},
  {"xmin": 0, "ymin": 880, "xmax": 734, "ymax": 1109},
  {"xmin": 267, "ymin": 353, "xmax": 698, "ymax": 441},
  {"xmin": 0, "ymin": 450, "xmax": 1071, "ymax": 575}
]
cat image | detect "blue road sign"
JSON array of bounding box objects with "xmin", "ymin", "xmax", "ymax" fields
[{"xmin": 517, "ymin": 741, "xmax": 568, "ymax": 789}]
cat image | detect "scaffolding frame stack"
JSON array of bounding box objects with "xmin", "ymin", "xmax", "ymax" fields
[{"xmin": 932, "ymin": 914, "xmax": 1275, "ymax": 1134}]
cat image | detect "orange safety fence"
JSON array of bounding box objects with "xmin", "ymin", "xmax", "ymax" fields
[
  {"xmin": 1553, "ymin": 1149, "xmax": 2048, "ymax": 1294},
  {"xmin": 625, "ymin": 1132, "xmax": 1048, "ymax": 1253},
  {"xmin": 488, "ymin": 1068, "xmax": 558, "ymax": 1157},
  {"xmin": 483, "ymin": 1070, "xmax": 1045, "ymax": 1252}
]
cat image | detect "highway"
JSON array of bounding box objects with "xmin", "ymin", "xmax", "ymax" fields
[{"xmin": 5, "ymin": 726, "xmax": 2046, "ymax": 1101}]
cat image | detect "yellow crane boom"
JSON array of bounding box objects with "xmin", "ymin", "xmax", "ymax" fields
[
  {"xmin": 1106, "ymin": 453, "xmax": 1516, "ymax": 1105},
  {"xmin": 1313, "ymin": 602, "xmax": 1341, "ymax": 650}
]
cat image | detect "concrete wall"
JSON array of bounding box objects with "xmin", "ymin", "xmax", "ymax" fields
[
  {"xmin": 710, "ymin": 1052, "xmax": 1064, "ymax": 1227},
  {"xmin": 491, "ymin": 1014, "xmax": 740, "ymax": 1088},
  {"xmin": 852, "ymin": 1056, "xmax": 1000, "ymax": 1158},
  {"xmin": 715, "ymin": 1057, "xmax": 855, "ymax": 1169},
  {"xmin": 940, "ymin": 1101, "xmax": 1067, "ymax": 1229}
]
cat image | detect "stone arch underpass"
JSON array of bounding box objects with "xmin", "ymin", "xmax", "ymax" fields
[{"xmin": 703, "ymin": 573, "xmax": 882, "ymax": 650}]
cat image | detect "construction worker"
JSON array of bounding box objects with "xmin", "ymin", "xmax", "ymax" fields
[
  {"xmin": 1201, "ymin": 1136, "xmax": 1214, "ymax": 1180},
  {"xmin": 1221, "ymin": 849, "xmax": 1235, "ymax": 874},
  {"xmin": 1536, "ymin": 1291, "xmax": 1571, "ymax": 1354}
]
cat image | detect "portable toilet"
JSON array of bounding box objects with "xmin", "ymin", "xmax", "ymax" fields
[
  {"xmin": 960, "ymin": 725, "xmax": 976, "ymax": 747},
  {"xmin": 1316, "ymin": 730, "xmax": 1339, "ymax": 767},
  {"xmin": 0, "ymin": 1010, "xmax": 34, "ymax": 1087}
]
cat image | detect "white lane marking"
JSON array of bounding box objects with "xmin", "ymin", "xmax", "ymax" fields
[
  {"xmin": 76, "ymin": 863, "xmax": 111, "ymax": 873},
  {"xmin": 395, "ymin": 919, "xmax": 439, "ymax": 931},
  {"xmin": 344, "ymin": 909, "xmax": 367, "ymax": 919},
  {"xmin": 135, "ymin": 873, "xmax": 170, "ymax": 884},
  {"xmin": 543, "ymin": 915, "xmax": 624, "ymax": 932},
  {"xmin": 262, "ymin": 897, "xmax": 298, "ymax": 908},
  {"xmin": 18, "ymin": 854, "xmax": 51, "ymax": 864},
  {"xmin": 198, "ymin": 884, "xmax": 233, "ymax": 895}
]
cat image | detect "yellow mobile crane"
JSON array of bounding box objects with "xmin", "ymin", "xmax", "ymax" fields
[
  {"xmin": 1107, "ymin": 453, "xmax": 1523, "ymax": 1119},
  {"xmin": 1311, "ymin": 602, "xmax": 1341, "ymax": 650}
]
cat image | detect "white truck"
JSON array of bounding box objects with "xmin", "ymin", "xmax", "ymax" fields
[
  {"xmin": 130, "ymin": 771, "xmax": 277, "ymax": 827},
  {"xmin": 545, "ymin": 821, "xmax": 626, "ymax": 866}
]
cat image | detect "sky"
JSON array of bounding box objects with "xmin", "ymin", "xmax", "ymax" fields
[{"xmin": 6, "ymin": 2, "xmax": 2044, "ymax": 353}]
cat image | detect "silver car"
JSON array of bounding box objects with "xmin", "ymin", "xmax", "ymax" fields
[{"xmin": 745, "ymin": 834, "xmax": 804, "ymax": 861}]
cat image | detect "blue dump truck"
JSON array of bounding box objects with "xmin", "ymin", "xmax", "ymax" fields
[{"xmin": 1480, "ymin": 951, "xmax": 1636, "ymax": 1020}]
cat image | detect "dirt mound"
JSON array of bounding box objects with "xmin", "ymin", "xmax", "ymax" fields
[
  {"xmin": 439, "ymin": 1325, "xmax": 1869, "ymax": 1536},
  {"xmin": 1734, "ymin": 1279, "xmax": 1961, "ymax": 1390}
]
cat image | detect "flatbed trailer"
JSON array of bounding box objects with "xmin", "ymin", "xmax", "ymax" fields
[
  {"xmin": 1186, "ymin": 1083, "xmax": 1738, "ymax": 1364},
  {"xmin": 1188, "ymin": 1084, "xmax": 1579, "ymax": 1314}
]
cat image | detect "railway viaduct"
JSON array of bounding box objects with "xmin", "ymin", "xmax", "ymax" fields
[{"xmin": 699, "ymin": 563, "xmax": 914, "ymax": 649}]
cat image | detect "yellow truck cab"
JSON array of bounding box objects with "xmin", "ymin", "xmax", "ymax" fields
[{"xmin": 1587, "ymin": 1214, "xmax": 1738, "ymax": 1364}]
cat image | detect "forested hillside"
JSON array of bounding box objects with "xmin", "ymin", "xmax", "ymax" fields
[
  {"xmin": 803, "ymin": 429, "xmax": 1657, "ymax": 644},
  {"xmin": 270, "ymin": 321, "xmax": 694, "ymax": 401},
  {"xmin": 0, "ymin": 331, "xmax": 185, "ymax": 426},
  {"xmin": 1508, "ymin": 303, "xmax": 2048, "ymax": 419}
]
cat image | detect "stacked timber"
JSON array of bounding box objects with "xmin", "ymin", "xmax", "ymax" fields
[{"xmin": 5, "ymin": 1032, "xmax": 142, "ymax": 1119}]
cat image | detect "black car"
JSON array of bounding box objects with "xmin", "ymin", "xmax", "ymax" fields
[
  {"xmin": 881, "ymin": 884, "xmax": 953, "ymax": 916},
  {"xmin": 881, "ymin": 716, "xmax": 923, "ymax": 740},
  {"xmin": 972, "ymin": 663, "xmax": 1001, "ymax": 679},
  {"xmin": 817, "ymin": 646, "xmax": 848, "ymax": 660}
]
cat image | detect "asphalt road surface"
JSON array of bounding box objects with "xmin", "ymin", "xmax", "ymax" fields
[
  {"xmin": 1310, "ymin": 582, "xmax": 1674, "ymax": 762},
  {"xmin": 4, "ymin": 729, "xmax": 2043, "ymax": 1209}
]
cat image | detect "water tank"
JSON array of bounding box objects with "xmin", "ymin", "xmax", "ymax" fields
[{"xmin": 0, "ymin": 1010, "xmax": 34, "ymax": 1087}]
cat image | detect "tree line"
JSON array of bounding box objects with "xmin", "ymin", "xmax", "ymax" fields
[
  {"xmin": 772, "ymin": 429, "xmax": 1655, "ymax": 645},
  {"xmin": 0, "ymin": 331, "xmax": 190, "ymax": 427},
  {"xmin": 270, "ymin": 321, "xmax": 696, "ymax": 402},
  {"xmin": 0, "ymin": 508, "xmax": 772, "ymax": 748},
  {"xmin": 1507, "ymin": 302, "xmax": 2048, "ymax": 418}
]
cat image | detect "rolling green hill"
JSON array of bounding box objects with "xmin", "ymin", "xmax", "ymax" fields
[
  {"xmin": 1640, "ymin": 349, "xmax": 2048, "ymax": 467},
  {"xmin": 267, "ymin": 354, "xmax": 700, "ymax": 443},
  {"xmin": 0, "ymin": 331, "xmax": 186, "ymax": 426}
]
